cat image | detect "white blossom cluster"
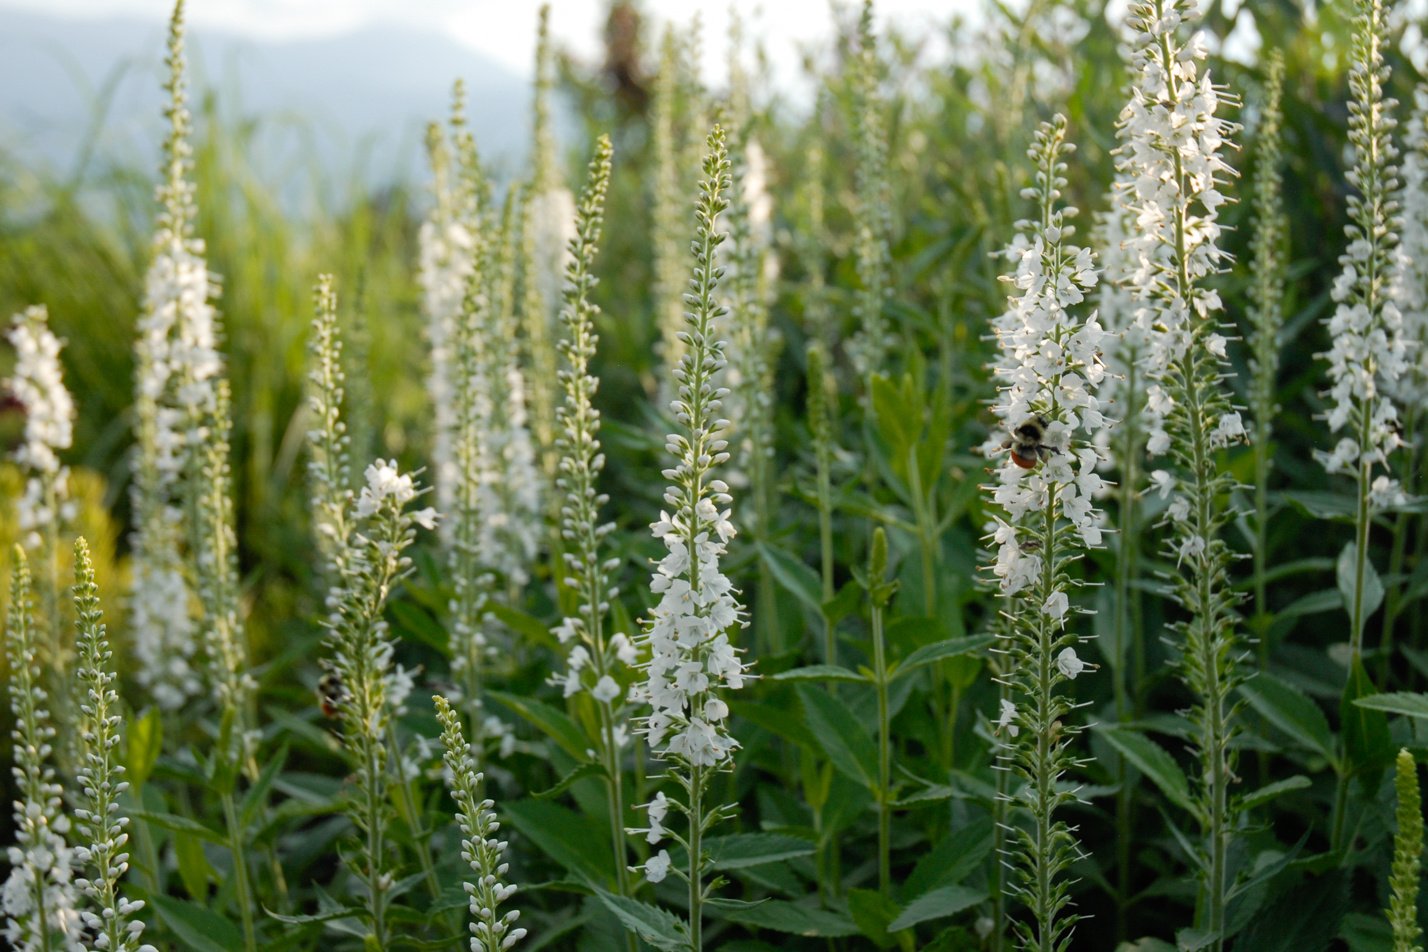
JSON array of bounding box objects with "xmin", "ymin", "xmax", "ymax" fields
[
  {"xmin": 985, "ymin": 114, "xmax": 1107, "ymax": 743},
  {"xmin": 721, "ymin": 134, "xmax": 779, "ymax": 496},
  {"xmin": 1396, "ymin": 84, "xmax": 1428, "ymax": 406},
  {"xmin": 475, "ymin": 310, "xmax": 543, "ymax": 588},
  {"xmin": 417, "ymin": 109, "xmax": 478, "ymax": 539},
  {"xmin": 321, "ymin": 460, "xmax": 435, "ymax": 938},
  {"xmin": 5, "ymin": 306, "xmax": 75, "ymax": 550},
  {"xmin": 631, "ymin": 128, "xmax": 750, "ymax": 883},
  {"xmin": 1089, "ymin": 180, "xmax": 1148, "ymax": 467},
  {"xmin": 4, "ymin": 552, "xmax": 83, "ymax": 952},
  {"xmin": 433, "ymin": 695, "xmax": 525, "ymax": 952},
  {"xmin": 1113, "ymin": 0, "xmax": 1241, "ymax": 462},
  {"xmin": 70, "ymin": 539, "xmax": 156, "ymax": 952},
  {"xmin": 547, "ymin": 137, "xmax": 635, "ymax": 720},
  {"xmin": 129, "ymin": 3, "xmax": 223, "ymax": 710},
  {"xmin": 1320, "ymin": 0, "xmax": 1411, "ymax": 508},
  {"xmin": 984, "ymin": 115, "xmax": 1106, "ymax": 952},
  {"xmin": 527, "ymin": 187, "xmax": 577, "ymax": 327}
]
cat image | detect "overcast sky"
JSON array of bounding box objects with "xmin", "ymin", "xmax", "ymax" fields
[{"xmin": 0, "ymin": 0, "xmax": 981, "ymax": 85}]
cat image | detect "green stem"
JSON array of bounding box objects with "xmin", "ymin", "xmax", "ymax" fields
[
  {"xmin": 220, "ymin": 788, "xmax": 258, "ymax": 952},
  {"xmin": 872, "ymin": 598, "xmax": 892, "ymax": 897},
  {"xmin": 364, "ymin": 736, "xmax": 389, "ymax": 949},
  {"xmin": 1179, "ymin": 347, "xmax": 1228, "ymax": 949},
  {"xmin": 1382, "ymin": 511, "xmax": 1410, "ymax": 685},
  {"xmin": 689, "ymin": 764, "xmax": 705, "ymax": 952},
  {"xmin": 1114, "ymin": 360, "xmax": 1140, "ymax": 941},
  {"xmin": 991, "ymin": 671, "xmax": 1009, "ymax": 952},
  {"xmin": 386, "ymin": 723, "xmax": 442, "ymax": 902},
  {"xmin": 1031, "ymin": 488, "xmax": 1060, "ymax": 951},
  {"xmin": 599, "ymin": 704, "xmax": 638, "ymax": 952},
  {"xmin": 818, "ymin": 452, "xmax": 836, "ymax": 666}
]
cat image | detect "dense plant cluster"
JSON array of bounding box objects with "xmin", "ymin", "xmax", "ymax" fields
[{"xmin": 3, "ymin": 0, "xmax": 1428, "ymax": 949}]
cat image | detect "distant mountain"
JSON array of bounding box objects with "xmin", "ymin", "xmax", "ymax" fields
[{"xmin": 0, "ymin": 7, "xmax": 534, "ymax": 192}]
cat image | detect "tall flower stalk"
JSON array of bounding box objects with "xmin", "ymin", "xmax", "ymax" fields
[
  {"xmin": 521, "ymin": 3, "xmax": 576, "ymax": 493},
  {"xmin": 307, "ymin": 274, "xmax": 353, "ymax": 580},
  {"xmin": 1095, "ymin": 176, "xmax": 1147, "ymax": 938},
  {"xmin": 433, "ymin": 695, "xmax": 525, "ymax": 952},
  {"xmin": 1116, "ymin": 2, "xmax": 1243, "ymax": 943},
  {"xmin": 193, "ymin": 380, "xmax": 258, "ymax": 951},
  {"xmin": 847, "ymin": 0, "xmax": 893, "ymax": 379},
  {"xmin": 70, "ymin": 539, "xmax": 155, "ymax": 952},
  {"xmin": 130, "ymin": 0, "xmax": 222, "ymax": 711},
  {"xmin": 1388, "ymin": 749, "xmax": 1424, "ymax": 952},
  {"xmin": 3, "ymin": 548, "xmax": 81, "ymax": 952},
  {"xmin": 985, "ymin": 115, "xmax": 1107, "ymax": 951},
  {"xmin": 806, "ymin": 340, "xmax": 838, "ymax": 662},
  {"xmin": 5, "ymin": 306, "xmax": 74, "ymax": 675},
  {"xmin": 722, "ymin": 76, "xmax": 780, "ymax": 652},
  {"xmin": 1388, "ymin": 83, "xmax": 1428, "ymax": 673},
  {"xmin": 1321, "ymin": 0, "xmax": 1412, "ymax": 851},
  {"xmin": 650, "ymin": 26, "xmax": 697, "ymax": 391},
  {"xmin": 418, "ymin": 84, "xmax": 478, "ymax": 537},
  {"xmin": 548, "ymin": 136, "xmax": 635, "ymax": 897},
  {"xmin": 319, "ymin": 461, "xmax": 436, "ymax": 948},
  {"xmin": 865, "ymin": 528, "xmax": 898, "ymax": 897},
  {"xmin": 630, "ymin": 126, "xmax": 749, "ymax": 951},
  {"xmin": 1245, "ymin": 53, "xmax": 1288, "ymax": 664}
]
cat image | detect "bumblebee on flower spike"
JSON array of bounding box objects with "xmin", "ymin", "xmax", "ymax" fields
[{"xmin": 1001, "ymin": 414, "xmax": 1057, "ymax": 469}]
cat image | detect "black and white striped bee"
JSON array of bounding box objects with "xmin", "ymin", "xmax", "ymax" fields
[{"xmin": 317, "ymin": 670, "xmax": 349, "ymax": 718}]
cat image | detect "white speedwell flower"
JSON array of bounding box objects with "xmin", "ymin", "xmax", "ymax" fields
[
  {"xmin": 983, "ymin": 114, "xmax": 1108, "ymax": 952},
  {"xmin": 5, "ymin": 306, "xmax": 74, "ymax": 551}
]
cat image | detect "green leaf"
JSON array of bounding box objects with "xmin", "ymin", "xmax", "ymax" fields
[
  {"xmin": 705, "ymin": 833, "xmax": 817, "ymax": 870},
  {"xmin": 1176, "ymin": 927, "xmax": 1216, "ymax": 950},
  {"xmin": 722, "ymin": 900, "xmax": 859, "ymax": 937},
  {"xmin": 173, "ymin": 830, "xmax": 214, "ymax": 900},
  {"xmin": 1095, "ymin": 727, "xmax": 1197, "ymax": 817},
  {"xmin": 735, "ymin": 700, "xmax": 819, "ymax": 750},
  {"xmin": 131, "ymin": 809, "xmax": 227, "ymax": 845},
  {"xmin": 263, "ymin": 905, "xmax": 364, "ymax": 926},
  {"xmin": 534, "ymin": 761, "xmax": 607, "ymax": 799},
  {"xmin": 486, "ymin": 602, "xmax": 559, "ymax": 651},
  {"xmin": 1277, "ymin": 590, "xmax": 1347, "ymax": 620},
  {"xmin": 387, "ymin": 599, "xmax": 446, "ymax": 652},
  {"xmin": 487, "ymin": 689, "xmax": 592, "ymax": 761},
  {"xmin": 593, "ymin": 890, "xmax": 690, "ymax": 951},
  {"xmin": 1233, "ymin": 869, "xmax": 1348, "ymax": 952},
  {"xmin": 239, "ymin": 743, "xmax": 289, "ymax": 830},
  {"xmin": 822, "ymin": 581, "xmax": 864, "ymax": 628},
  {"xmin": 869, "ymin": 373, "xmax": 914, "ymax": 458},
  {"xmin": 1281, "ymin": 490, "xmax": 1357, "ymax": 521},
  {"xmin": 887, "ymin": 884, "xmax": 983, "ymax": 932},
  {"xmin": 891, "ymin": 636, "xmax": 994, "ymax": 680},
  {"xmin": 504, "ymin": 799, "xmax": 610, "ymax": 886},
  {"xmin": 1336, "ymin": 541, "xmax": 1384, "ymax": 640},
  {"xmin": 127, "ymin": 707, "xmax": 163, "ymax": 788},
  {"xmin": 1341, "ymin": 657, "xmax": 1393, "ymax": 787},
  {"xmin": 150, "ymin": 895, "xmax": 244, "ymax": 952},
  {"xmin": 1240, "ymin": 775, "xmax": 1312, "ymax": 812},
  {"xmin": 846, "ymin": 888, "xmax": 898, "ymax": 948},
  {"xmin": 771, "ymin": 665, "xmax": 867, "ymax": 684},
  {"xmin": 1239, "ymin": 674, "xmax": 1337, "ymax": 766},
  {"xmin": 798, "ymin": 684, "xmax": 878, "ymax": 791},
  {"xmin": 1351, "ymin": 692, "xmax": 1428, "ymax": 719},
  {"xmin": 757, "ymin": 542, "xmax": 824, "ymax": 614},
  {"xmin": 901, "ymin": 816, "xmax": 994, "ymax": 900}
]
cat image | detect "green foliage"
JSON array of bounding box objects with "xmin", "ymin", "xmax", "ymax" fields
[{"xmin": 6, "ymin": 1, "xmax": 1428, "ymax": 950}]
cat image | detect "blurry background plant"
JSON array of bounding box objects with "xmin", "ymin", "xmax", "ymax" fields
[{"xmin": 2, "ymin": 0, "xmax": 1428, "ymax": 949}]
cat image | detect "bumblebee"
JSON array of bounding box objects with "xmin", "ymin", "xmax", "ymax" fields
[
  {"xmin": 1002, "ymin": 415, "xmax": 1057, "ymax": 470},
  {"xmin": 317, "ymin": 670, "xmax": 349, "ymax": 718}
]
